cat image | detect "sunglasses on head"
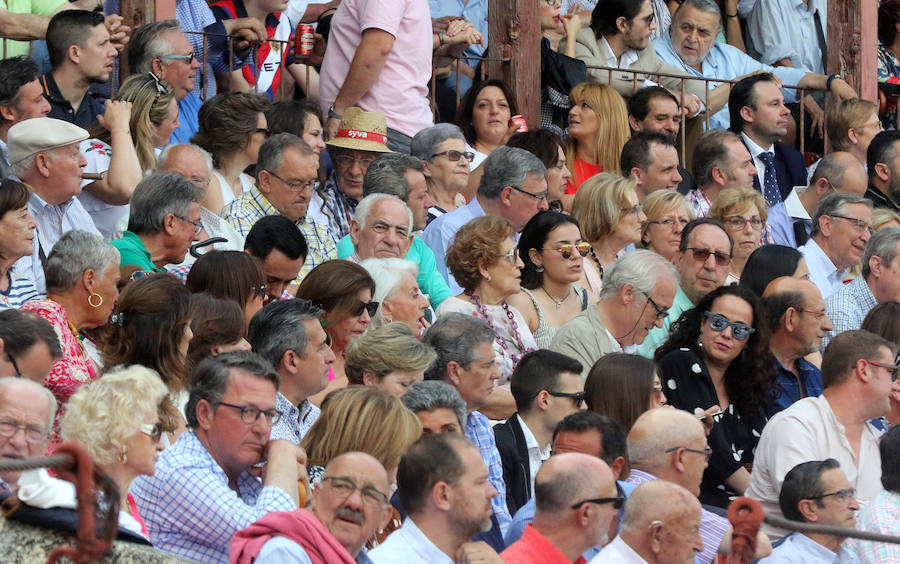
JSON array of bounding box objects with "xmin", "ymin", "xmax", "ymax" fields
[
  {"xmin": 704, "ymin": 311, "xmax": 756, "ymax": 341},
  {"xmin": 354, "ymin": 300, "xmax": 380, "ymax": 317}
]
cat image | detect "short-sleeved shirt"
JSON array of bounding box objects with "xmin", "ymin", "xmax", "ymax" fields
[
  {"xmin": 847, "ymin": 489, "xmax": 900, "ymax": 563},
  {"xmin": 41, "ymin": 72, "xmax": 106, "ymax": 129},
  {"xmin": 111, "ymin": 231, "xmax": 167, "ymax": 273},
  {"xmin": 0, "ymin": 0, "xmax": 66, "ymax": 57}
]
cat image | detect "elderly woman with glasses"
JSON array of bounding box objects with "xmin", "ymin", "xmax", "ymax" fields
[
  {"xmin": 411, "ymin": 123, "xmax": 472, "ymax": 225},
  {"xmin": 361, "ymin": 258, "xmax": 431, "ymax": 337},
  {"xmin": 60, "ymin": 365, "xmax": 168, "ymax": 540},
  {"xmin": 655, "ymin": 285, "xmax": 775, "ymax": 509},
  {"xmin": 437, "ymin": 215, "xmax": 537, "ymax": 383},
  {"xmin": 640, "ymin": 189, "xmax": 694, "ymax": 262},
  {"xmin": 709, "ymin": 187, "xmax": 769, "ymax": 285}
]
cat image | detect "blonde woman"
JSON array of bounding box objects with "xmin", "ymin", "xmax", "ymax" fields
[
  {"xmin": 872, "ymin": 208, "xmax": 900, "ymax": 230},
  {"xmin": 572, "ymin": 173, "xmax": 647, "ymax": 296},
  {"xmin": 344, "ymin": 322, "xmax": 437, "ymax": 397},
  {"xmin": 709, "ymin": 187, "xmax": 768, "ymax": 284},
  {"xmin": 80, "ymin": 74, "xmax": 180, "ymax": 240},
  {"xmin": 641, "ymin": 189, "xmax": 695, "ymax": 262}
]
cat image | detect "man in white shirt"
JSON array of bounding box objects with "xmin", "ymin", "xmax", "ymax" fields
[
  {"xmin": 369, "ymin": 433, "xmax": 502, "ymax": 564},
  {"xmin": 747, "ymin": 330, "xmax": 899, "ymax": 540},
  {"xmin": 799, "ymin": 193, "xmax": 873, "ymax": 300}
]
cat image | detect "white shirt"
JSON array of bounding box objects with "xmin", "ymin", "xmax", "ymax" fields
[
  {"xmin": 516, "ymin": 414, "xmax": 550, "ymax": 494},
  {"xmin": 758, "ymin": 532, "xmax": 860, "ymax": 564},
  {"xmin": 784, "ymin": 187, "xmax": 812, "ymax": 221},
  {"xmin": 368, "ymin": 517, "xmax": 454, "ymax": 564},
  {"xmin": 590, "ymin": 535, "xmax": 648, "ymax": 563},
  {"xmin": 741, "ymin": 132, "xmax": 775, "ymax": 186},
  {"xmin": 599, "ymin": 36, "xmax": 655, "ymax": 89},
  {"xmin": 746, "ymin": 395, "xmax": 884, "ymax": 541},
  {"xmin": 799, "ymin": 237, "xmax": 846, "ymax": 300}
]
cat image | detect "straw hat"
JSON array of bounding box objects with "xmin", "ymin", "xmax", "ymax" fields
[{"xmin": 326, "ymin": 107, "xmax": 392, "ymax": 153}]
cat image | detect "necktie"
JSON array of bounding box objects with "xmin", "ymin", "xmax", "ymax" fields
[{"xmin": 758, "ymin": 151, "xmax": 781, "ymax": 206}]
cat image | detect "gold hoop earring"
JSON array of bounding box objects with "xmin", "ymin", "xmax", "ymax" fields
[
  {"xmin": 119, "ymin": 447, "xmax": 127, "ymax": 464},
  {"xmin": 87, "ymin": 293, "xmax": 103, "ymax": 308}
]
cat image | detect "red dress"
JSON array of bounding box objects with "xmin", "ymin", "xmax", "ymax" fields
[{"xmin": 565, "ymin": 157, "xmax": 604, "ymax": 194}]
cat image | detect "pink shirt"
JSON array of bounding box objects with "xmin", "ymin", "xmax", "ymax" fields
[{"xmin": 319, "ymin": 0, "xmax": 433, "ymax": 137}]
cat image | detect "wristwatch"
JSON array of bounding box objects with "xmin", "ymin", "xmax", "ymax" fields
[
  {"xmin": 826, "ymin": 74, "xmax": 842, "ymax": 91},
  {"xmin": 328, "ymin": 105, "xmax": 342, "ymax": 120}
]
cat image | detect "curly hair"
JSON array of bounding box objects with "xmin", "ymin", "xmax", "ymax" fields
[
  {"xmin": 654, "ymin": 285, "xmax": 775, "ymax": 416},
  {"xmin": 445, "ymin": 215, "xmax": 514, "ymax": 292}
]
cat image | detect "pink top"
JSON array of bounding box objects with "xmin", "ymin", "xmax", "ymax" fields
[{"xmin": 319, "ymin": 0, "xmax": 433, "ymax": 137}]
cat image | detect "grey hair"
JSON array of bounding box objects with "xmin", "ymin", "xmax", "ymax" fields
[
  {"xmin": 126, "ymin": 172, "xmax": 204, "ymax": 235},
  {"xmin": 401, "ymin": 380, "xmax": 467, "ymax": 428},
  {"xmin": 360, "ymin": 257, "xmax": 420, "ymax": 328},
  {"xmin": 128, "ymin": 19, "xmax": 182, "ymax": 74},
  {"xmin": 156, "ymin": 143, "xmax": 214, "ymax": 174},
  {"xmin": 863, "ymin": 226, "xmax": 900, "ymax": 279},
  {"xmin": 671, "ymin": 0, "xmax": 722, "ymax": 31},
  {"xmin": 0, "ymin": 377, "xmax": 57, "ymax": 431},
  {"xmin": 44, "ymin": 230, "xmax": 119, "ymax": 294},
  {"xmin": 354, "ymin": 193, "xmax": 413, "ymax": 233},
  {"xmin": 410, "ymin": 123, "xmax": 467, "ymax": 162},
  {"xmin": 478, "ymin": 146, "xmax": 547, "ymax": 200},
  {"xmin": 810, "ymin": 193, "xmax": 873, "ymax": 238},
  {"xmin": 423, "ymin": 312, "xmax": 495, "ymax": 381},
  {"xmin": 185, "ymin": 350, "xmax": 278, "ymax": 428},
  {"xmin": 255, "ymin": 133, "xmax": 314, "ymax": 183},
  {"xmin": 599, "ymin": 249, "xmax": 678, "ymax": 300},
  {"xmin": 362, "ymin": 153, "xmax": 425, "ymax": 201},
  {"xmin": 10, "ymin": 152, "xmax": 36, "ymax": 177},
  {"xmin": 247, "ymin": 299, "xmax": 324, "ymax": 368}
]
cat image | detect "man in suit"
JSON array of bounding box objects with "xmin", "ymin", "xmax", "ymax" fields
[
  {"xmin": 729, "ymin": 72, "xmax": 808, "ymax": 206},
  {"xmin": 493, "ymin": 350, "xmax": 585, "ymax": 516}
]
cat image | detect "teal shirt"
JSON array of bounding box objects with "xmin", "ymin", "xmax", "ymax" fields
[
  {"xmin": 111, "ymin": 231, "xmax": 167, "ymax": 273},
  {"xmin": 637, "ymin": 285, "xmax": 694, "ymax": 358},
  {"xmin": 336, "ymin": 234, "xmax": 452, "ymax": 308}
]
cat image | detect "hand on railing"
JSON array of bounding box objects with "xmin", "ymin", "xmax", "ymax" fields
[
  {"xmin": 104, "ymin": 14, "xmax": 131, "ymax": 54},
  {"xmin": 680, "ymin": 93, "xmax": 702, "ymax": 117},
  {"xmin": 802, "ymin": 94, "xmax": 826, "ymax": 138},
  {"xmin": 829, "ymin": 77, "xmax": 857, "ymax": 100},
  {"xmin": 224, "ymin": 17, "xmax": 268, "ymax": 55}
]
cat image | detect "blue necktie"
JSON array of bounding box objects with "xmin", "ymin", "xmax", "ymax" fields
[{"xmin": 758, "ymin": 151, "xmax": 781, "ymax": 206}]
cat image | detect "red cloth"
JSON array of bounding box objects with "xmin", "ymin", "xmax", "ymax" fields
[
  {"xmin": 500, "ymin": 524, "xmax": 586, "ymax": 564},
  {"xmin": 229, "ymin": 508, "xmax": 356, "ymax": 564},
  {"xmin": 564, "ymin": 157, "xmax": 604, "ymax": 194}
]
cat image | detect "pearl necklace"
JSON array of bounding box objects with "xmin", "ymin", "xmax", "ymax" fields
[{"xmin": 466, "ymin": 291, "xmax": 533, "ymax": 366}]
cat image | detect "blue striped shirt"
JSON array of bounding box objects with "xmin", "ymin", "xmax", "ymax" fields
[{"xmin": 0, "ymin": 270, "xmax": 41, "ymax": 309}]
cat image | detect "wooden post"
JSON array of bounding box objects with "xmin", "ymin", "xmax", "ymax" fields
[
  {"xmin": 487, "ymin": 0, "xmax": 541, "ymax": 129},
  {"xmin": 827, "ymin": 0, "xmax": 876, "ymax": 102}
]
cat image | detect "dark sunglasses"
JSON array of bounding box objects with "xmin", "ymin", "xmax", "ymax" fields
[
  {"xmin": 432, "ymin": 149, "xmax": 475, "ymax": 163},
  {"xmin": 704, "ymin": 312, "xmax": 756, "ymax": 341},
  {"xmin": 354, "ymin": 300, "xmax": 380, "ymax": 317},
  {"xmin": 544, "ymin": 242, "xmax": 591, "ymax": 260},
  {"xmin": 685, "ymin": 247, "xmax": 732, "ymax": 267},
  {"xmin": 547, "ymin": 390, "xmax": 585, "ymax": 407}
]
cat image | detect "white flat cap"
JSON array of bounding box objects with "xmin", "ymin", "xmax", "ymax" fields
[{"xmin": 7, "ymin": 117, "xmax": 89, "ymax": 165}]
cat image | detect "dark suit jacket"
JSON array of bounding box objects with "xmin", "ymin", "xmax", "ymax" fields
[
  {"xmin": 743, "ymin": 139, "xmax": 807, "ymax": 201},
  {"xmin": 493, "ymin": 414, "xmax": 532, "ymax": 516}
]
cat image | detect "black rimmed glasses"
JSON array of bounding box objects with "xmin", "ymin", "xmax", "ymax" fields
[
  {"xmin": 431, "ymin": 149, "xmax": 475, "ymax": 163},
  {"xmin": 641, "ymin": 291, "xmax": 669, "ymax": 320},
  {"xmin": 664, "ymin": 445, "xmax": 712, "ymax": 461},
  {"xmin": 175, "ymin": 214, "xmax": 203, "ymax": 235},
  {"xmin": 571, "ymin": 483, "xmax": 625, "ymax": 509},
  {"xmin": 139, "ymin": 422, "xmax": 164, "ymax": 442},
  {"xmin": 806, "ymin": 488, "xmax": 857, "ymax": 503},
  {"xmin": 863, "ymin": 359, "xmax": 900, "ymax": 381},
  {"xmin": 828, "ymin": 214, "xmax": 874, "ymax": 236},
  {"xmin": 704, "ymin": 311, "xmax": 756, "ymax": 341},
  {"xmin": 685, "ymin": 247, "xmax": 732, "ymax": 267},
  {"xmin": 546, "ymin": 390, "xmax": 585, "ymax": 408},
  {"xmin": 509, "ymin": 185, "xmax": 549, "ymax": 202},
  {"xmin": 215, "ymin": 401, "xmax": 282, "ymax": 426},
  {"xmin": 265, "ymin": 170, "xmax": 315, "ymax": 192},
  {"xmin": 321, "ymin": 476, "xmax": 390, "ymax": 506}
]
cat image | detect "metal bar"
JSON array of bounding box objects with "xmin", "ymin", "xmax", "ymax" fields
[{"xmin": 765, "ymin": 513, "xmax": 900, "ymax": 545}]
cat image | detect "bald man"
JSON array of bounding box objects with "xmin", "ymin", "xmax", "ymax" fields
[
  {"xmin": 762, "ymin": 277, "xmax": 833, "ymax": 416},
  {"xmin": 502, "ymin": 453, "xmax": 619, "ymax": 563},
  {"xmin": 591, "ymin": 480, "xmax": 705, "ymax": 563},
  {"xmin": 0, "ymin": 378, "xmax": 56, "ymax": 493},
  {"xmin": 231, "ymin": 452, "xmax": 393, "ymax": 562}
]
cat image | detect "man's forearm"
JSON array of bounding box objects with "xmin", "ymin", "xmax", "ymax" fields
[
  {"xmin": 0, "ymin": 10, "xmax": 48, "ymax": 40},
  {"xmin": 331, "ymin": 29, "xmax": 393, "ymax": 113},
  {"xmin": 797, "ymin": 72, "xmax": 827, "ymax": 90}
]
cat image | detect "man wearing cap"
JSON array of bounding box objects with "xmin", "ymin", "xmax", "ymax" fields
[
  {"xmin": 309, "ymin": 108, "xmax": 391, "ymax": 249},
  {"xmin": 319, "ymin": 0, "xmax": 432, "ymax": 154},
  {"xmin": 9, "ymin": 117, "xmax": 98, "ymax": 295}
]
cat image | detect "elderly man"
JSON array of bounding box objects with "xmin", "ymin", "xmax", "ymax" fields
[
  {"xmin": 762, "ymin": 278, "xmax": 833, "ymax": 416},
  {"xmin": 110, "ymin": 172, "xmax": 204, "ymax": 273},
  {"xmin": 131, "ymin": 351, "xmax": 301, "ymax": 562},
  {"xmin": 768, "ymin": 153, "xmax": 869, "ymax": 248},
  {"xmin": 423, "ymin": 146, "xmax": 548, "ymax": 294},
  {"xmin": 231, "ymin": 452, "xmax": 392, "ymax": 563},
  {"xmin": 494, "ymin": 350, "xmax": 585, "ymax": 516},
  {"xmin": 825, "ymin": 228, "xmax": 900, "ymax": 346},
  {"xmin": 591, "ymin": 481, "xmax": 705, "ymax": 563},
  {"xmin": 0, "ymin": 378, "xmax": 57, "ymax": 493},
  {"xmin": 244, "ymin": 216, "xmax": 308, "ymax": 304},
  {"xmin": 638, "ymin": 219, "xmax": 732, "ymax": 357},
  {"xmin": 799, "ymin": 193, "xmax": 873, "ymax": 300},
  {"xmin": 865, "ymin": 130, "xmax": 900, "ymax": 213},
  {"xmin": 346, "ymin": 194, "xmax": 413, "ymax": 263},
  {"xmin": 626, "ymin": 86, "xmax": 692, "ymax": 194},
  {"xmin": 9, "ymin": 116, "xmax": 95, "ymax": 294},
  {"xmin": 847, "ymin": 425, "xmax": 900, "ymax": 561},
  {"xmin": 126, "ymin": 20, "xmax": 203, "ymax": 143},
  {"xmin": 653, "ymin": 0, "xmax": 856, "ymax": 132},
  {"xmin": 501, "ymin": 453, "xmax": 619, "ymax": 564},
  {"xmin": 686, "ymin": 130, "xmax": 758, "ymax": 218},
  {"xmin": 0, "ymin": 56, "xmax": 50, "ymax": 178},
  {"xmin": 747, "ymin": 330, "xmax": 899, "ymax": 540},
  {"xmin": 369, "ymin": 434, "xmax": 501, "ymax": 563},
  {"xmin": 402, "ymin": 380, "xmax": 468, "ymax": 435},
  {"xmin": 620, "ymin": 132, "xmax": 683, "ymax": 200},
  {"xmin": 758, "ymin": 460, "xmax": 861, "ymax": 563},
  {"xmin": 0, "ymin": 310, "xmax": 61, "ymax": 382},
  {"xmin": 222, "ymin": 133, "xmax": 335, "ymax": 280},
  {"xmin": 248, "ymin": 299, "xmax": 336, "ymax": 443}
]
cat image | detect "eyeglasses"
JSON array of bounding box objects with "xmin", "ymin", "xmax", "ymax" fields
[
  {"xmin": 354, "ymin": 300, "xmax": 380, "ymax": 317},
  {"xmin": 333, "ymin": 154, "xmax": 377, "ymax": 168},
  {"xmin": 571, "ymin": 483, "xmax": 625, "ymax": 509},
  {"xmin": 431, "ymin": 150, "xmax": 475, "ymax": 163},
  {"xmin": 160, "ymin": 52, "xmax": 195, "ymax": 65},
  {"xmin": 685, "ymin": 247, "xmax": 732, "ymax": 266},
  {"xmin": 546, "ymin": 390, "xmax": 585, "ymax": 407},
  {"xmin": 794, "ymin": 308, "xmax": 828, "ymax": 320},
  {"xmin": 252, "ymin": 284, "xmax": 267, "ymax": 300},
  {"xmin": 321, "ymin": 476, "xmax": 390, "ymax": 506},
  {"xmin": 641, "ymin": 291, "xmax": 669, "ymax": 319},
  {"xmin": 499, "ymin": 247, "xmax": 519, "ymax": 265},
  {"xmin": 175, "ymin": 214, "xmax": 203, "ymax": 235},
  {"xmin": 148, "ymin": 72, "xmax": 167, "ymax": 95},
  {"xmin": 854, "ymin": 120, "xmax": 883, "ymax": 131},
  {"xmin": 864, "ymin": 359, "xmax": 900, "ymax": 381},
  {"xmin": 215, "ymin": 401, "xmax": 282, "ymax": 426},
  {"xmin": 648, "ymin": 217, "xmax": 689, "ymax": 230},
  {"xmin": 806, "ymin": 488, "xmax": 857, "ymax": 503},
  {"xmin": 544, "ymin": 242, "xmax": 591, "ymax": 260},
  {"xmin": 623, "ymin": 203, "xmax": 643, "ymax": 217},
  {"xmin": 828, "ymin": 214, "xmax": 875, "ymax": 236},
  {"xmin": 724, "ymin": 216, "xmax": 764, "ymax": 230},
  {"xmin": 139, "ymin": 422, "xmax": 164, "ymax": 442},
  {"xmin": 369, "ymin": 220, "xmax": 410, "ymax": 238},
  {"xmin": 0, "ymin": 419, "xmax": 48, "ymax": 444},
  {"xmin": 6, "ymin": 352, "xmax": 21, "ymax": 378},
  {"xmin": 264, "ymin": 170, "xmax": 315, "ymax": 192},
  {"xmin": 664, "ymin": 445, "xmax": 712, "ymax": 461},
  {"xmin": 704, "ymin": 311, "xmax": 756, "ymax": 341},
  {"xmin": 509, "ymin": 185, "xmax": 549, "ymax": 202}
]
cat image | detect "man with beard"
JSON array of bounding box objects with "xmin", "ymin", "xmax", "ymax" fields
[
  {"xmin": 866, "ymin": 130, "xmax": 900, "ymax": 213},
  {"xmin": 686, "ymin": 130, "xmax": 758, "ymax": 218}
]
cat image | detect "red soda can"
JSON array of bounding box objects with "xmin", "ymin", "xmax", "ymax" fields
[
  {"xmin": 509, "ymin": 115, "xmax": 528, "ymax": 133},
  {"xmin": 296, "ymin": 24, "xmax": 315, "ymax": 56}
]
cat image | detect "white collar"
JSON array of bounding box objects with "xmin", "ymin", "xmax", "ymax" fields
[
  {"xmin": 599, "ymin": 35, "xmax": 639, "ymax": 68},
  {"xmin": 784, "ymin": 187, "xmax": 812, "ymax": 220},
  {"xmin": 741, "ymin": 132, "xmax": 774, "ymax": 158},
  {"xmin": 516, "ymin": 414, "xmax": 550, "ymax": 459}
]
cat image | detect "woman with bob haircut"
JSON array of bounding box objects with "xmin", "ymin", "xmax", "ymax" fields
[
  {"xmin": 187, "ymin": 293, "xmax": 251, "ymax": 370},
  {"xmin": 186, "ymin": 250, "xmax": 266, "ymax": 330},
  {"xmin": 640, "ymin": 189, "xmax": 694, "ymax": 262},
  {"xmin": 739, "ymin": 245, "xmax": 810, "ymax": 298},
  {"xmin": 584, "ymin": 352, "xmax": 666, "ymax": 432},
  {"xmin": 708, "ymin": 186, "xmax": 769, "ymax": 285},
  {"xmin": 344, "ymin": 322, "xmax": 437, "ymax": 397}
]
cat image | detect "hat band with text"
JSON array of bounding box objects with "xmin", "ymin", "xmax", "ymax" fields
[{"xmin": 335, "ymin": 128, "xmax": 388, "ymax": 145}]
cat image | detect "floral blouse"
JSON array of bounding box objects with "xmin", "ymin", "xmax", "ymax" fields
[{"xmin": 877, "ymin": 44, "xmax": 900, "ymax": 130}]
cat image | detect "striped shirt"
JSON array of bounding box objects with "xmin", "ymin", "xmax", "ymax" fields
[{"xmin": 0, "ymin": 270, "xmax": 40, "ymax": 309}]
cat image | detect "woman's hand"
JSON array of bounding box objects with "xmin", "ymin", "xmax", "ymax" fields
[
  {"xmin": 562, "ymin": 6, "xmax": 586, "ymax": 38},
  {"xmin": 696, "ymin": 405, "xmax": 721, "ymax": 436},
  {"xmin": 96, "ymin": 100, "xmax": 133, "ymax": 136}
]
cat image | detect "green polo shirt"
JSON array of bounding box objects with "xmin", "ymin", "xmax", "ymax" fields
[
  {"xmin": 637, "ymin": 284, "xmax": 694, "ymax": 359},
  {"xmin": 111, "ymin": 231, "xmax": 166, "ymax": 273}
]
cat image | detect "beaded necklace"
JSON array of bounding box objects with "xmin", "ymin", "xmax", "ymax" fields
[
  {"xmin": 589, "ymin": 247, "xmax": 605, "ymax": 280},
  {"xmin": 465, "ymin": 291, "xmax": 533, "ymax": 366}
]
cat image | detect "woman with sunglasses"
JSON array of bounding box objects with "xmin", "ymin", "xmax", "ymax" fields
[
  {"xmin": 571, "ymin": 173, "xmax": 647, "ymax": 297},
  {"xmin": 640, "ymin": 189, "xmax": 694, "ymax": 262},
  {"xmin": 297, "ymin": 260, "xmax": 377, "ymax": 404},
  {"xmin": 438, "ymin": 215, "xmax": 537, "ymax": 383},
  {"xmin": 60, "ymin": 365, "xmax": 168, "ymax": 540},
  {"xmin": 186, "ymin": 250, "xmax": 267, "ymax": 331},
  {"xmin": 655, "ymin": 284, "xmax": 775, "ymax": 509},
  {"xmin": 708, "ymin": 187, "xmax": 769, "ymax": 285},
  {"xmin": 411, "ymin": 124, "xmax": 472, "ymax": 225},
  {"xmin": 508, "ymin": 211, "xmax": 594, "ymax": 349}
]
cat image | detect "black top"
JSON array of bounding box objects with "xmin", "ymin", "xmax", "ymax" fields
[
  {"xmin": 41, "ymin": 72, "xmax": 106, "ymax": 130},
  {"xmin": 657, "ymin": 347, "xmax": 766, "ymax": 509},
  {"xmin": 865, "ymin": 183, "xmax": 900, "ymax": 213}
]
